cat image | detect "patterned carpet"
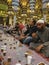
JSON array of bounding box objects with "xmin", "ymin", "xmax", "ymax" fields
[{"xmin": 0, "ymin": 30, "xmax": 49, "ymax": 65}]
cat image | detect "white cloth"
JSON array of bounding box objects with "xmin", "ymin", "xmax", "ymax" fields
[
  {"xmin": 27, "ymin": 55, "xmax": 32, "ymax": 64},
  {"xmin": 36, "ymin": 20, "xmax": 45, "ymax": 24},
  {"xmin": 15, "ymin": 63, "xmax": 21, "ymax": 65}
]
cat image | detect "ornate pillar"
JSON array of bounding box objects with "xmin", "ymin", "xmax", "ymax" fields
[
  {"xmin": 3, "ymin": 18, "xmax": 6, "ymax": 27},
  {"xmin": 13, "ymin": 15, "xmax": 16, "ymax": 26},
  {"xmin": 9, "ymin": 15, "xmax": 13, "ymax": 25},
  {"xmin": 42, "ymin": 0, "xmax": 49, "ymax": 22}
]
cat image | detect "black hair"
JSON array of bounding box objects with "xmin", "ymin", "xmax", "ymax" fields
[{"xmin": 32, "ymin": 19, "xmax": 36, "ymax": 25}]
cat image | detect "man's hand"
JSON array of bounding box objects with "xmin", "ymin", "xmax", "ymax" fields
[
  {"xmin": 35, "ymin": 44, "xmax": 44, "ymax": 52},
  {"xmin": 32, "ymin": 33, "xmax": 37, "ymax": 38}
]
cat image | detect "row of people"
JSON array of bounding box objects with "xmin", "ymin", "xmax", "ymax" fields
[{"xmin": 5, "ymin": 19, "xmax": 49, "ymax": 57}]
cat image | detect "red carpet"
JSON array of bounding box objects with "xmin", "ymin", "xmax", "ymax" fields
[{"xmin": 36, "ymin": 51, "xmax": 49, "ymax": 61}]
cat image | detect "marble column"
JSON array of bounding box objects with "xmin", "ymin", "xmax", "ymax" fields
[
  {"xmin": 13, "ymin": 15, "xmax": 16, "ymax": 26},
  {"xmin": 42, "ymin": 0, "xmax": 49, "ymax": 22},
  {"xmin": 9, "ymin": 16, "xmax": 13, "ymax": 25},
  {"xmin": 3, "ymin": 18, "xmax": 6, "ymax": 27}
]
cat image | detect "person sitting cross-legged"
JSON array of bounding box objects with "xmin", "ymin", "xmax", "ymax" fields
[{"xmin": 29, "ymin": 19, "xmax": 49, "ymax": 57}]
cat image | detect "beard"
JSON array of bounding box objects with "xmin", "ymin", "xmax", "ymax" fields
[
  {"xmin": 37, "ymin": 27, "xmax": 44, "ymax": 32},
  {"xmin": 38, "ymin": 28, "xmax": 42, "ymax": 32}
]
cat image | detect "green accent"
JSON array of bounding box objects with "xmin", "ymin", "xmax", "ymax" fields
[
  {"xmin": 0, "ymin": 11, "xmax": 8, "ymax": 17},
  {"xmin": 0, "ymin": 4, "xmax": 8, "ymax": 11}
]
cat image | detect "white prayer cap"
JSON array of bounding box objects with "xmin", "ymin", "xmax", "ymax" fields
[{"xmin": 36, "ymin": 20, "xmax": 45, "ymax": 24}]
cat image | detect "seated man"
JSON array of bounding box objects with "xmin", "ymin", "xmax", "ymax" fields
[
  {"xmin": 29, "ymin": 32, "xmax": 41, "ymax": 49},
  {"xmin": 30, "ymin": 19, "xmax": 49, "ymax": 57},
  {"xmin": 19, "ymin": 19, "xmax": 37, "ymax": 45}
]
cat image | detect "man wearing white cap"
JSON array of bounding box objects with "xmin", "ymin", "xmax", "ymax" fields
[
  {"xmin": 30, "ymin": 20, "xmax": 49, "ymax": 57},
  {"xmin": 36, "ymin": 19, "xmax": 49, "ymax": 42},
  {"xmin": 35, "ymin": 19, "xmax": 49, "ymax": 57}
]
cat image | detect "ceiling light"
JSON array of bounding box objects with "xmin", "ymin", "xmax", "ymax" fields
[
  {"xmin": 7, "ymin": 0, "xmax": 12, "ymax": 4},
  {"xmin": 32, "ymin": 10, "xmax": 35, "ymax": 13},
  {"xmin": 47, "ymin": 2, "xmax": 49, "ymax": 7},
  {"xmin": 7, "ymin": 11, "xmax": 14, "ymax": 15},
  {"xmin": 12, "ymin": 6, "xmax": 14, "ymax": 9},
  {"xmin": 21, "ymin": 14, "xmax": 27, "ymax": 17},
  {"xmin": 27, "ymin": 9, "xmax": 32, "ymax": 13},
  {"xmin": 21, "ymin": 0, "xmax": 28, "ymax": 7},
  {"xmin": 22, "ymin": 2, "xmax": 27, "ymax": 6},
  {"xmin": 18, "ymin": 17, "xmax": 21, "ymax": 18},
  {"xmin": 17, "ymin": 7, "xmax": 20, "ymax": 10},
  {"xmin": 35, "ymin": 5, "xmax": 38, "ymax": 9},
  {"xmin": 0, "ymin": 11, "xmax": 2, "ymax": 14}
]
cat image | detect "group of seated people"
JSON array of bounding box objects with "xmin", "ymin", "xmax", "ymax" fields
[{"xmin": 5, "ymin": 19, "xmax": 49, "ymax": 58}]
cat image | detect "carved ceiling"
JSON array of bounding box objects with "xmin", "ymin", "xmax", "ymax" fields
[{"xmin": 0, "ymin": 0, "xmax": 49, "ymax": 21}]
